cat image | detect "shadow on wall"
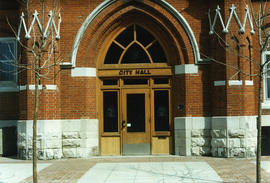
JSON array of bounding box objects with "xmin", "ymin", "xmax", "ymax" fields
[{"xmin": 0, "ymin": 127, "xmax": 17, "ymax": 157}]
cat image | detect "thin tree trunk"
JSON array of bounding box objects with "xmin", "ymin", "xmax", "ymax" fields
[
  {"xmin": 256, "ymin": 66, "xmax": 263, "ymax": 183},
  {"xmin": 33, "ymin": 63, "xmax": 39, "ymax": 183}
]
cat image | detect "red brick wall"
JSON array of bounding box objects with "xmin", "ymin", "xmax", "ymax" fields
[{"xmin": 0, "ymin": 0, "xmax": 264, "ymax": 121}]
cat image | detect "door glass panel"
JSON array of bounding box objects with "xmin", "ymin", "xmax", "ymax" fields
[
  {"xmin": 124, "ymin": 79, "xmax": 148, "ymax": 85},
  {"xmin": 103, "ymin": 92, "xmax": 118, "ymax": 132},
  {"xmin": 154, "ymin": 90, "xmax": 169, "ymax": 131},
  {"xmin": 103, "ymin": 79, "xmax": 118, "ymax": 86},
  {"xmin": 154, "ymin": 78, "xmax": 169, "ymax": 84},
  {"xmin": 127, "ymin": 94, "xmax": 145, "ymax": 132}
]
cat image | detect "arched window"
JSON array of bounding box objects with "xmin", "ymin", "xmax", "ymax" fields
[{"xmin": 104, "ymin": 24, "xmax": 167, "ymax": 64}]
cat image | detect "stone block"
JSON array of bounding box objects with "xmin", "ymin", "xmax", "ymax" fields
[
  {"xmin": 174, "ymin": 138, "xmax": 186, "ymax": 147},
  {"xmin": 62, "ymin": 120, "xmax": 81, "ymax": 132},
  {"xmin": 212, "ymin": 117, "xmax": 227, "ymax": 129},
  {"xmin": 211, "ymin": 147, "xmax": 226, "ymax": 157},
  {"xmin": 175, "ymin": 144, "xmax": 191, "ymax": 156},
  {"xmin": 240, "ymin": 116, "xmax": 256, "ymax": 129},
  {"xmin": 229, "ymin": 148, "xmax": 245, "ymax": 157},
  {"xmin": 192, "ymin": 117, "xmax": 211, "ymax": 129},
  {"xmin": 62, "ymin": 132, "xmax": 80, "ymax": 139},
  {"xmin": 246, "ymin": 130, "xmax": 257, "ymax": 138},
  {"xmin": 202, "ymin": 130, "xmax": 211, "ymax": 137},
  {"xmin": 174, "ymin": 117, "xmax": 192, "ymax": 130},
  {"xmin": 191, "ymin": 138, "xmax": 206, "ymax": 147},
  {"xmin": 45, "ymin": 139, "xmax": 61, "ymax": 149},
  {"xmin": 80, "ymin": 139, "xmax": 98, "ymax": 148},
  {"xmin": 191, "ymin": 130, "xmax": 201, "ymax": 137},
  {"xmin": 79, "ymin": 132, "xmax": 98, "ymax": 139},
  {"xmin": 175, "ymin": 129, "xmax": 191, "ymax": 139},
  {"xmin": 63, "ymin": 148, "xmax": 77, "ymax": 158},
  {"xmin": 45, "ymin": 149, "xmax": 54, "ymax": 159},
  {"xmin": 191, "ymin": 147, "xmax": 210, "ymax": 156},
  {"xmin": 91, "ymin": 146, "xmax": 99, "ymax": 155},
  {"xmin": 80, "ymin": 119, "xmax": 98, "ymax": 132},
  {"xmin": 211, "ymin": 130, "xmax": 226, "ymax": 138},
  {"xmin": 227, "ymin": 117, "xmax": 240, "ymax": 129},
  {"xmin": 175, "ymin": 146, "xmax": 181, "ymax": 155},
  {"xmin": 240, "ymin": 138, "xmax": 246, "ymax": 148},
  {"xmin": 246, "ymin": 138, "xmax": 257, "ymax": 147},
  {"xmin": 50, "ymin": 149, "xmax": 62, "ymax": 159},
  {"xmin": 63, "ymin": 139, "xmax": 81, "ymax": 147},
  {"xmin": 228, "ymin": 129, "xmax": 245, "ymax": 138},
  {"xmin": 191, "ymin": 147, "xmax": 200, "ymax": 156},
  {"xmin": 246, "ymin": 147, "xmax": 256, "ymax": 157},
  {"xmin": 229, "ymin": 138, "xmax": 241, "ymax": 148},
  {"xmin": 201, "ymin": 147, "xmax": 211, "ymax": 155},
  {"xmin": 211, "ymin": 138, "xmax": 226, "ymax": 147}
]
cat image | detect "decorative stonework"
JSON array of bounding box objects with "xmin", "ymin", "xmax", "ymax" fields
[
  {"xmin": 175, "ymin": 116, "xmax": 257, "ymax": 158},
  {"xmin": 62, "ymin": 119, "xmax": 99, "ymax": 158},
  {"xmin": 17, "ymin": 119, "xmax": 98, "ymax": 160},
  {"xmin": 174, "ymin": 117, "xmax": 211, "ymax": 156},
  {"xmin": 211, "ymin": 116, "xmax": 257, "ymax": 158}
]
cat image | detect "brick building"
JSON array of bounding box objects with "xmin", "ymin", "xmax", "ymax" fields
[{"xmin": 0, "ymin": 0, "xmax": 269, "ymax": 159}]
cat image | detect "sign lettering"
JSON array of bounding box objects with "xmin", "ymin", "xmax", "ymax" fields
[{"xmin": 119, "ymin": 69, "xmax": 151, "ymax": 76}]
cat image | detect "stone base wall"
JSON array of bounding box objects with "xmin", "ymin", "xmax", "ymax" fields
[
  {"xmin": 175, "ymin": 117, "xmax": 211, "ymax": 156},
  {"xmin": 175, "ymin": 116, "xmax": 257, "ymax": 158},
  {"xmin": 17, "ymin": 119, "xmax": 98, "ymax": 160},
  {"xmin": 62, "ymin": 119, "xmax": 98, "ymax": 158},
  {"xmin": 211, "ymin": 116, "xmax": 257, "ymax": 158}
]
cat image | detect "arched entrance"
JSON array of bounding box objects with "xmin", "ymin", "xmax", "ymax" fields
[{"xmin": 98, "ymin": 24, "xmax": 173, "ymax": 155}]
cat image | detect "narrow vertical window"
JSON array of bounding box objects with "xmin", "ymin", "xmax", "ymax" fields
[
  {"xmin": 266, "ymin": 55, "xmax": 270, "ymax": 99},
  {"xmin": 103, "ymin": 91, "xmax": 118, "ymax": 132},
  {"xmin": 247, "ymin": 38, "xmax": 252, "ymax": 80},
  {"xmin": 0, "ymin": 38, "xmax": 17, "ymax": 83},
  {"xmin": 154, "ymin": 90, "xmax": 169, "ymax": 131}
]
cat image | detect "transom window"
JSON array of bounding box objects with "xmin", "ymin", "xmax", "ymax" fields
[{"xmin": 104, "ymin": 24, "xmax": 167, "ymax": 64}]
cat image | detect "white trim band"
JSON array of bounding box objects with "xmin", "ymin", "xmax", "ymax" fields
[
  {"xmin": 214, "ymin": 81, "xmax": 226, "ymax": 86},
  {"xmin": 20, "ymin": 85, "xmax": 27, "ymax": 91},
  {"xmin": 71, "ymin": 67, "xmax": 96, "ymax": 77},
  {"xmin": 245, "ymin": 80, "xmax": 253, "ymax": 86},
  {"xmin": 45, "ymin": 85, "xmax": 57, "ymax": 90},
  {"xmin": 175, "ymin": 64, "xmax": 198, "ymax": 75},
  {"xmin": 228, "ymin": 80, "xmax": 242, "ymax": 86},
  {"xmin": 28, "ymin": 85, "xmax": 42, "ymax": 90}
]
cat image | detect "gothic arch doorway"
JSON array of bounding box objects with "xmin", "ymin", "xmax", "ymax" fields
[{"xmin": 98, "ymin": 24, "xmax": 172, "ymax": 155}]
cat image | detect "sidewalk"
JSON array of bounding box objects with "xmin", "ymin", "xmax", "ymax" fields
[{"xmin": 0, "ymin": 156, "xmax": 269, "ymax": 183}]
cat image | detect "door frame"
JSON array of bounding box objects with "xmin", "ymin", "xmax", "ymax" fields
[{"xmin": 99, "ymin": 76, "xmax": 172, "ymax": 155}]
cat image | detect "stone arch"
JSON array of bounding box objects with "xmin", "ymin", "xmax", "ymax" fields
[{"xmin": 69, "ymin": 0, "xmax": 204, "ymax": 68}]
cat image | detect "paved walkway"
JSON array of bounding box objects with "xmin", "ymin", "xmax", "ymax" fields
[
  {"xmin": 77, "ymin": 162, "xmax": 222, "ymax": 183},
  {"xmin": 0, "ymin": 156, "xmax": 269, "ymax": 183}
]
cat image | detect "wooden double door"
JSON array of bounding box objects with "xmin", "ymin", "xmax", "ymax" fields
[{"xmin": 101, "ymin": 77, "xmax": 171, "ymax": 155}]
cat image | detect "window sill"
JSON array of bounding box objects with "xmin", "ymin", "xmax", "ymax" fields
[
  {"xmin": 0, "ymin": 86, "xmax": 19, "ymax": 92},
  {"xmin": 262, "ymin": 102, "xmax": 270, "ymax": 109}
]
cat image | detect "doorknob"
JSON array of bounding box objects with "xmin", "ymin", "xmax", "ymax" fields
[{"xmin": 122, "ymin": 120, "xmax": 126, "ymax": 128}]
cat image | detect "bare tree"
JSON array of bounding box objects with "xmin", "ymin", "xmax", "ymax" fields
[
  {"xmin": 208, "ymin": 1, "xmax": 270, "ymax": 182},
  {"xmin": 2, "ymin": 0, "xmax": 63, "ymax": 182}
]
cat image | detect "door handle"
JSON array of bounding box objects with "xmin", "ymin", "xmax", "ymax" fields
[{"xmin": 122, "ymin": 120, "xmax": 126, "ymax": 128}]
